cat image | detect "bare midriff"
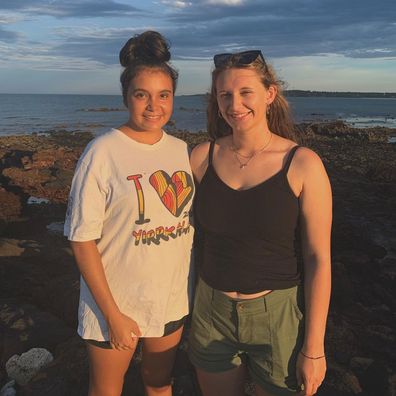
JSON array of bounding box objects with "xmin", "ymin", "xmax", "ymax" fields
[{"xmin": 222, "ymin": 289, "xmax": 273, "ymax": 300}]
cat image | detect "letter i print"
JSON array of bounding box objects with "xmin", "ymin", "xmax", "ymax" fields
[{"xmin": 127, "ymin": 174, "xmax": 150, "ymax": 224}]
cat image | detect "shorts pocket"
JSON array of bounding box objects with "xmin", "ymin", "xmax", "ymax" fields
[
  {"xmin": 292, "ymin": 300, "xmax": 304, "ymax": 321},
  {"xmin": 268, "ymin": 291, "xmax": 304, "ymax": 387},
  {"xmin": 291, "ymin": 287, "xmax": 304, "ymax": 321},
  {"xmin": 189, "ymin": 280, "xmax": 214, "ymax": 348}
]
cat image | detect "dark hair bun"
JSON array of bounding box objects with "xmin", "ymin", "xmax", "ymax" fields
[{"xmin": 119, "ymin": 30, "xmax": 171, "ymax": 67}]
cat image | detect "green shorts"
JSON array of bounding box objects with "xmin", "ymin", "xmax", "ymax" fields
[{"xmin": 188, "ymin": 278, "xmax": 304, "ymax": 395}]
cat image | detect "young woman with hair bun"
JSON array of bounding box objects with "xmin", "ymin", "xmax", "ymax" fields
[
  {"xmin": 64, "ymin": 31, "xmax": 194, "ymax": 396},
  {"xmin": 189, "ymin": 51, "xmax": 332, "ymax": 396}
]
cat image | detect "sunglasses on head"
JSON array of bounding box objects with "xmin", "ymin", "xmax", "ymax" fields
[{"xmin": 213, "ymin": 50, "xmax": 266, "ymax": 68}]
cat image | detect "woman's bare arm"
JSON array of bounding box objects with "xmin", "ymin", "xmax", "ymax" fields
[
  {"xmin": 293, "ymin": 148, "xmax": 332, "ymax": 395},
  {"xmin": 71, "ymin": 240, "xmax": 141, "ymax": 349}
]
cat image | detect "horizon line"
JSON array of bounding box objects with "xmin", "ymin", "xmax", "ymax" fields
[{"xmin": 1, "ymin": 90, "xmax": 396, "ymax": 96}]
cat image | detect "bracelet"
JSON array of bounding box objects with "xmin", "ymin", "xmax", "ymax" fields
[{"xmin": 299, "ymin": 350, "xmax": 325, "ymax": 360}]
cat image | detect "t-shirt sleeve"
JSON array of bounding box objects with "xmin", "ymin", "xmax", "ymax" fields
[{"xmin": 64, "ymin": 158, "xmax": 106, "ymax": 241}]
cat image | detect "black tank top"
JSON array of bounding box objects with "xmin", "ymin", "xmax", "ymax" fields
[{"xmin": 194, "ymin": 142, "xmax": 301, "ymax": 293}]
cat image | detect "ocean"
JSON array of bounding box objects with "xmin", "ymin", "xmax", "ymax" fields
[{"xmin": 0, "ymin": 93, "xmax": 395, "ymax": 136}]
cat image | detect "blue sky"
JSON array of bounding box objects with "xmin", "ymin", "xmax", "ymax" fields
[{"xmin": 0, "ymin": 0, "xmax": 395, "ymax": 95}]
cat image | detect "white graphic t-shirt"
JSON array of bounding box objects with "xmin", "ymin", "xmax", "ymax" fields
[{"xmin": 64, "ymin": 129, "xmax": 194, "ymax": 339}]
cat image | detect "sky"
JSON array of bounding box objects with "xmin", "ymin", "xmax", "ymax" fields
[{"xmin": 0, "ymin": 0, "xmax": 395, "ymax": 95}]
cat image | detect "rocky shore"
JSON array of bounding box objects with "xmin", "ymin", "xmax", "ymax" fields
[{"xmin": 1, "ymin": 122, "xmax": 395, "ymax": 395}]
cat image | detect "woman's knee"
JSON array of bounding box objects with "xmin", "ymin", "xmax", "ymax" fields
[{"xmin": 141, "ymin": 366, "xmax": 173, "ymax": 388}]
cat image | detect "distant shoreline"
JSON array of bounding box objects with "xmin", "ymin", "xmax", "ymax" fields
[
  {"xmin": 1, "ymin": 91, "xmax": 396, "ymax": 98},
  {"xmin": 284, "ymin": 90, "xmax": 396, "ymax": 98},
  {"xmin": 192, "ymin": 91, "xmax": 396, "ymax": 98}
]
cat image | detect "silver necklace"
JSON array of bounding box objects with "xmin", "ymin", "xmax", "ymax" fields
[{"xmin": 230, "ymin": 132, "xmax": 272, "ymax": 169}]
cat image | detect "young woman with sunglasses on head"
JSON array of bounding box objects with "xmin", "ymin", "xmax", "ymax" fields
[
  {"xmin": 64, "ymin": 31, "xmax": 194, "ymax": 396},
  {"xmin": 188, "ymin": 51, "xmax": 332, "ymax": 396}
]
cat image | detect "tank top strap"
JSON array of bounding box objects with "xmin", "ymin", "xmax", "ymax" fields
[
  {"xmin": 208, "ymin": 140, "xmax": 215, "ymax": 166},
  {"xmin": 283, "ymin": 145, "xmax": 300, "ymax": 174}
]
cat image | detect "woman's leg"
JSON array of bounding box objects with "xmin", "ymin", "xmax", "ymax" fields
[
  {"xmin": 196, "ymin": 365, "xmax": 248, "ymax": 396},
  {"xmin": 141, "ymin": 325, "xmax": 184, "ymax": 396},
  {"xmin": 189, "ymin": 278, "xmax": 248, "ymax": 395},
  {"xmin": 254, "ymin": 384, "xmax": 275, "ymax": 396},
  {"xmin": 87, "ymin": 342, "xmax": 136, "ymax": 396}
]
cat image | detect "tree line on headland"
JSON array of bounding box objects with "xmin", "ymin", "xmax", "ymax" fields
[
  {"xmin": 284, "ymin": 90, "xmax": 396, "ymax": 98},
  {"xmin": 193, "ymin": 91, "xmax": 396, "ymax": 99}
]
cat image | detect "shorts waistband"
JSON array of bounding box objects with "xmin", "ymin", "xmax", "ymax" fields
[{"xmin": 199, "ymin": 277, "xmax": 300, "ymax": 314}]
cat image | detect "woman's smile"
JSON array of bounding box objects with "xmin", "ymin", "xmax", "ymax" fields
[{"xmin": 228, "ymin": 111, "xmax": 252, "ymax": 121}]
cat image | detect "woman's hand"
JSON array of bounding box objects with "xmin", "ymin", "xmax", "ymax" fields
[
  {"xmin": 107, "ymin": 311, "xmax": 142, "ymax": 351},
  {"xmin": 296, "ymin": 351, "xmax": 326, "ymax": 395}
]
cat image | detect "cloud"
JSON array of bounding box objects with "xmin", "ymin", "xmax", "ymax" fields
[
  {"xmin": 0, "ymin": 14, "xmax": 25, "ymax": 24},
  {"xmin": 205, "ymin": 0, "xmax": 245, "ymax": 5},
  {"xmin": 1, "ymin": 0, "xmax": 395, "ymax": 77},
  {"xmin": 0, "ymin": 27, "xmax": 20, "ymax": 42},
  {"xmin": 160, "ymin": 1, "xmax": 193, "ymax": 8},
  {"xmin": 0, "ymin": 12, "xmax": 24, "ymax": 42},
  {"xmin": 20, "ymin": 11, "xmax": 395, "ymax": 71},
  {"xmin": 160, "ymin": 0, "xmax": 244, "ymax": 7},
  {"xmin": 159, "ymin": 0, "xmax": 396, "ymax": 60},
  {"xmin": 0, "ymin": 41, "xmax": 109, "ymax": 71},
  {"xmin": 46, "ymin": 27, "xmax": 155, "ymax": 65},
  {"xmin": 0, "ymin": 0, "xmax": 144, "ymax": 18}
]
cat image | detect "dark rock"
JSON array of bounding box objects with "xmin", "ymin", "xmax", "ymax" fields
[
  {"xmin": 17, "ymin": 376, "xmax": 71, "ymax": 396},
  {"xmin": 173, "ymin": 374, "xmax": 201, "ymax": 396},
  {"xmin": 322, "ymin": 363, "xmax": 363, "ymax": 394},
  {"xmin": 366, "ymin": 161, "xmax": 396, "ymax": 183},
  {"xmin": 0, "ymin": 238, "xmax": 39, "ymax": 257},
  {"xmin": 350, "ymin": 356, "xmax": 374, "ymax": 372},
  {"xmin": 1, "ymin": 127, "xmax": 396, "ymax": 394},
  {"xmin": 359, "ymin": 361, "xmax": 390, "ymax": 396},
  {"xmin": 306, "ymin": 121, "xmax": 389, "ymax": 142},
  {"xmin": 360, "ymin": 325, "xmax": 396, "ymax": 363},
  {"xmin": 326, "ymin": 316, "xmax": 360, "ymax": 364},
  {"xmin": 42, "ymin": 275, "xmax": 79, "ymax": 328},
  {"xmin": 0, "ymin": 188, "xmax": 22, "ymax": 221},
  {"xmin": 367, "ymin": 245, "xmax": 387, "ymax": 260},
  {"xmin": 17, "ymin": 336, "xmax": 88, "ymax": 396},
  {"xmin": 330, "ymin": 261, "xmax": 355, "ymax": 312},
  {"xmin": 0, "ymin": 299, "xmax": 75, "ymax": 365},
  {"xmin": 2, "ymin": 167, "xmax": 55, "ymax": 194},
  {"xmin": 379, "ymin": 257, "xmax": 396, "ymax": 281}
]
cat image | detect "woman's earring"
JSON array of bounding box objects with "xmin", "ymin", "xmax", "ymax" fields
[{"xmin": 266, "ymin": 104, "xmax": 271, "ymax": 115}]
